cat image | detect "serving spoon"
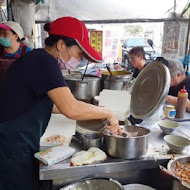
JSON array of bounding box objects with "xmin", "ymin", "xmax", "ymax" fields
[{"xmin": 106, "ymin": 65, "xmax": 113, "ymax": 76}]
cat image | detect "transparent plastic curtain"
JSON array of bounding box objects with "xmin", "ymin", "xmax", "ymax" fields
[
  {"xmin": 12, "ymin": 0, "xmax": 35, "ymax": 48},
  {"xmin": 35, "ymin": 0, "xmax": 189, "ymax": 21}
]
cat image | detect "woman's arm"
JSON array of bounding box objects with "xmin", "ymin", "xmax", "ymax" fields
[
  {"xmin": 166, "ymin": 95, "xmax": 190, "ymax": 109},
  {"xmin": 165, "ymin": 95, "xmax": 177, "ymax": 106},
  {"xmin": 48, "ymin": 87, "xmax": 121, "ymax": 134},
  {"xmin": 52, "ymin": 104, "xmax": 61, "ymax": 114}
]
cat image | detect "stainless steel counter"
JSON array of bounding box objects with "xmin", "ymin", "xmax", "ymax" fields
[
  {"xmin": 39, "ymin": 112, "xmax": 190, "ymax": 190},
  {"xmin": 40, "ymin": 141, "xmax": 168, "ymax": 181}
]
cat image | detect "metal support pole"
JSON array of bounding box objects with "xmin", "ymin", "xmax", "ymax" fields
[{"xmin": 6, "ymin": 0, "xmax": 12, "ymax": 21}]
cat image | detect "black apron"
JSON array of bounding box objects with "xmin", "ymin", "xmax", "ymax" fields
[{"xmin": 0, "ymin": 96, "xmax": 53, "ymax": 190}]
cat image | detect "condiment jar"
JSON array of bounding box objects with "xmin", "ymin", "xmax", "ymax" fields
[
  {"xmin": 164, "ymin": 105, "xmax": 176, "ymax": 118},
  {"xmin": 175, "ymin": 85, "xmax": 188, "ymax": 118}
]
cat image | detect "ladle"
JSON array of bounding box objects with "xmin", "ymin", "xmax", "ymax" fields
[
  {"xmin": 106, "ymin": 65, "xmax": 113, "ymax": 76},
  {"xmin": 82, "ymin": 60, "xmax": 90, "ymax": 81}
]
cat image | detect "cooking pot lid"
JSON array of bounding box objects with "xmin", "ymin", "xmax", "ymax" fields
[
  {"xmin": 76, "ymin": 120, "xmax": 104, "ymax": 134},
  {"xmin": 130, "ymin": 61, "xmax": 170, "ymax": 119}
]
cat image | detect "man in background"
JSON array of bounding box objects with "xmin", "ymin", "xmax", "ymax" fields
[
  {"xmin": 165, "ymin": 58, "xmax": 190, "ymax": 109},
  {"xmin": 114, "ymin": 46, "xmax": 147, "ymax": 78}
]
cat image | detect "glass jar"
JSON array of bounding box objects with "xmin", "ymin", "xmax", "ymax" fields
[{"xmin": 164, "ymin": 105, "xmax": 176, "ymax": 118}]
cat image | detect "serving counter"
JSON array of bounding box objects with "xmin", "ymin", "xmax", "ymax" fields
[{"xmin": 39, "ymin": 112, "xmax": 190, "ymax": 190}]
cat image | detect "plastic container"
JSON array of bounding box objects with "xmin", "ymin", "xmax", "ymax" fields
[
  {"xmin": 34, "ymin": 145, "xmax": 75, "ymax": 165},
  {"xmin": 175, "ymin": 86, "xmax": 188, "ymax": 118},
  {"xmin": 164, "ymin": 105, "xmax": 176, "ymax": 118}
]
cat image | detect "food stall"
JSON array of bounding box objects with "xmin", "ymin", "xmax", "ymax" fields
[
  {"xmin": 40, "ymin": 120, "xmax": 190, "ymax": 190},
  {"xmin": 0, "ymin": 1, "xmax": 189, "ymax": 190},
  {"xmin": 39, "ymin": 62, "xmax": 190, "ymax": 190}
]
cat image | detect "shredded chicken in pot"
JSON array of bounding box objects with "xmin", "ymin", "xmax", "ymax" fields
[
  {"xmin": 110, "ymin": 131, "xmax": 139, "ymax": 138},
  {"xmin": 174, "ymin": 161, "xmax": 190, "ymax": 185}
]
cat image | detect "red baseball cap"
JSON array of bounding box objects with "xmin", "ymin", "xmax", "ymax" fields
[{"xmin": 49, "ymin": 17, "xmax": 103, "ymax": 63}]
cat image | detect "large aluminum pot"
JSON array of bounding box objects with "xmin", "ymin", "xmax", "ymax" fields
[
  {"xmin": 64, "ymin": 74, "xmax": 101, "ymax": 101},
  {"xmin": 101, "ymin": 71, "xmax": 134, "ymax": 91},
  {"xmin": 61, "ymin": 70, "xmax": 81, "ymax": 76},
  {"xmin": 103, "ymin": 125, "xmax": 150, "ymax": 159}
]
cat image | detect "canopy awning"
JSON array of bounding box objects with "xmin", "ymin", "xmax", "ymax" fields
[{"xmin": 35, "ymin": 0, "xmax": 190, "ymax": 23}]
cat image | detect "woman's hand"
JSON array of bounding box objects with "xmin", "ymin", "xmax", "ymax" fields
[{"xmin": 106, "ymin": 114, "xmax": 122, "ymax": 135}]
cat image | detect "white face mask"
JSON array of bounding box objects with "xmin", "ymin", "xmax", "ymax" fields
[{"xmin": 58, "ymin": 49, "xmax": 80, "ymax": 70}]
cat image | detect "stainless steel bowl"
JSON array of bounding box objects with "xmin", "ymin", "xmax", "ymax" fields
[
  {"xmin": 60, "ymin": 178, "xmax": 124, "ymax": 190},
  {"xmin": 168, "ymin": 156, "xmax": 190, "ymax": 173},
  {"xmin": 82, "ymin": 133, "xmax": 104, "ymax": 150},
  {"xmin": 103, "ymin": 125, "xmax": 151, "ymax": 159}
]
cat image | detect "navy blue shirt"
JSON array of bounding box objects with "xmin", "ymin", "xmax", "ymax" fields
[
  {"xmin": 133, "ymin": 63, "xmax": 147, "ymax": 78},
  {"xmin": 0, "ymin": 49, "xmax": 67, "ymax": 123},
  {"xmin": 169, "ymin": 76, "xmax": 190, "ymax": 99}
]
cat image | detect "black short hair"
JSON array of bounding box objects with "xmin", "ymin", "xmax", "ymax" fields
[
  {"xmin": 129, "ymin": 46, "xmax": 145, "ymax": 60},
  {"xmin": 44, "ymin": 22, "xmax": 77, "ymax": 47},
  {"xmin": 44, "ymin": 35, "xmax": 77, "ymax": 47},
  {"xmin": 11, "ymin": 30, "xmax": 23, "ymax": 42},
  {"xmin": 155, "ymin": 57, "xmax": 169, "ymax": 67}
]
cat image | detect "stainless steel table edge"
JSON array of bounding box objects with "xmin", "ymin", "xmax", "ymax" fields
[{"xmin": 40, "ymin": 157, "xmax": 169, "ymax": 180}]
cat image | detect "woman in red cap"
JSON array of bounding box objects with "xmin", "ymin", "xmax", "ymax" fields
[
  {"xmin": 0, "ymin": 21, "xmax": 32, "ymax": 83},
  {"xmin": 0, "ymin": 17, "xmax": 121, "ymax": 190}
]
